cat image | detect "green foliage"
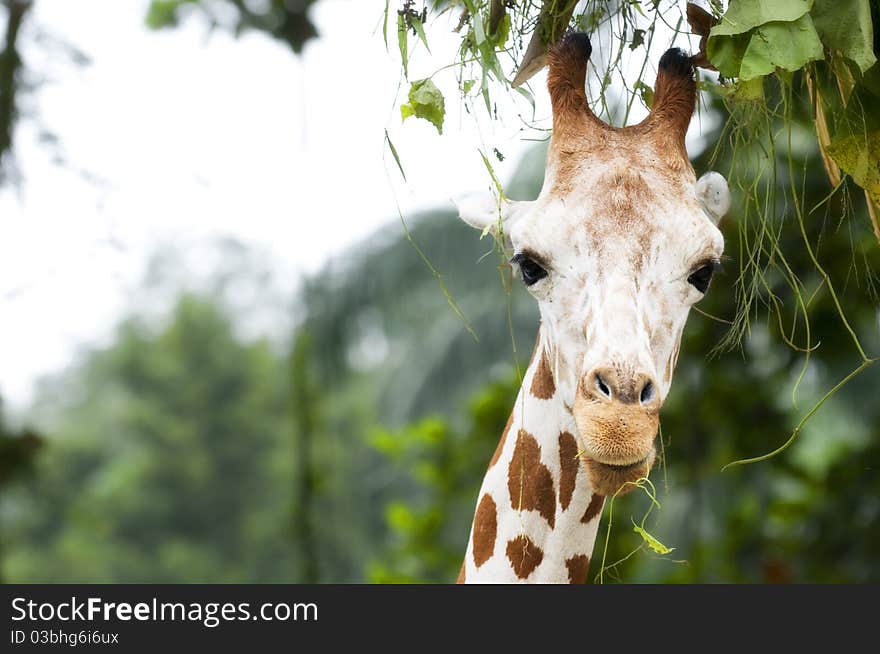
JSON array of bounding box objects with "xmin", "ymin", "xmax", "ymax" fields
[
  {"xmin": 632, "ymin": 523, "xmax": 674, "ymax": 555},
  {"xmin": 707, "ymin": 0, "xmax": 876, "ymax": 80},
  {"xmin": 367, "ymin": 376, "xmax": 517, "ymax": 583},
  {"xmin": 400, "ymin": 79, "xmax": 446, "ymax": 134},
  {"xmin": 811, "ymin": 0, "xmax": 877, "ymax": 73},
  {"xmin": 144, "ymin": 0, "xmax": 320, "ymax": 53},
  {"xmin": 714, "ymin": 15, "xmax": 824, "ymax": 81},
  {"xmin": 145, "ymin": 0, "xmax": 194, "ymax": 29},
  {"xmin": 4, "ymin": 295, "xmax": 295, "ymax": 582},
  {"xmin": 826, "ymin": 132, "xmax": 880, "ymax": 201}
]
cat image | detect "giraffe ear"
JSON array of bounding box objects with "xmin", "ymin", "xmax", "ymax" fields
[
  {"xmin": 454, "ymin": 194, "xmax": 533, "ymax": 236},
  {"xmin": 695, "ymin": 172, "xmax": 730, "ymax": 225}
]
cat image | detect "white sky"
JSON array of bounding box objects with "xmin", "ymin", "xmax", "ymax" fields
[
  {"xmin": 0, "ymin": 0, "xmax": 553, "ymax": 409},
  {"xmin": 0, "ymin": 0, "xmax": 709, "ymax": 410}
]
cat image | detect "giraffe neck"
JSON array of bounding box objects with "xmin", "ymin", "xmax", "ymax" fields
[{"xmin": 458, "ymin": 328, "xmax": 605, "ymax": 583}]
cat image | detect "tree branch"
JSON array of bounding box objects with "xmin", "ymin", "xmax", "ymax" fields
[{"xmin": 0, "ymin": 0, "xmax": 32, "ymax": 185}]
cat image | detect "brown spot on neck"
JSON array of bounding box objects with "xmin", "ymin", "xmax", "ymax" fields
[
  {"xmin": 530, "ymin": 348, "xmax": 556, "ymax": 399},
  {"xmin": 581, "ymin": 493, "xmax": 604, "ymax": 524},
  {"xmin": 508, "ymin": 430, "xmax": 557, "ymax": 528},
  {"xmin": 565, "ymin": 554, "xmax": 591, "ymax": 584},
  {"xmin": 558, "ymin": 432, "xmax": 580, "ymax": 511},
  {"xmin": 472, "ymin": 494, "xmax": 498, "ymax": 567},
  {"xmin": 506, "ymin": 535, "xmax": 544, "ymax": 579}
]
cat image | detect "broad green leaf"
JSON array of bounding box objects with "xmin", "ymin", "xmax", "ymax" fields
[
  {"xmin": 811, "ymin": 0, "xmax": 876, "ymax": 73},
  {"xmin": 462, "ymin": 79, "xmax": 476, "ymax": 94},
  {"xmin": 709, "ymin": 14, "xmax": 823, "ymax": 79},
  {"xmin": 707, "ymin": 0, "xmax": 824, "ymax": 78},
  {"xmin": 706, "ymin": 30, "xmax": 751, "ymax": 77},
  {"xmin": 632, "ymin": 524, "xmax": 675, "ymax": 555},
  {"xmin": 400, "ymin": 79, "xmax": 445, "ymax": 134},
  {"xmin": 826, "ymin": 131, "xmax": 880, "ymax": 201},
  {"xmin": 709, "ymin": 0, "xmax": 813, "ymax": 38},
  {"xmin": 738, "ymin": 16, "xmax": 824, "ymax": 80}
]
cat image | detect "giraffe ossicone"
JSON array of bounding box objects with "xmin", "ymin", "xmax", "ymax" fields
[{"xmin": 456, "ymin": 32, "xmax": 730, "ymax": 583}]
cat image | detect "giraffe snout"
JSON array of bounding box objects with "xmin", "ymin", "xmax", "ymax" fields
[
  {"xmin": 573, "ymin": 364, "xmax": 661, "ymax": 496},
  {"xmin": 583, "ymin": 365, "xmax": 661, "ymax": 411}
]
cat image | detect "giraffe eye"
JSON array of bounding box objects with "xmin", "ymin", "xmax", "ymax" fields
[
  {"xmin": 687, "ymin": 261, "xmax": 719, "ymax": 294},
  {"xmin": 511, "ymin": 253, "xmax": 547, "ymax": 286}
]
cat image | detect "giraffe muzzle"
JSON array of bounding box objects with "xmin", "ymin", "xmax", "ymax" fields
[{"xmin": 573, "ymin": 367, "xmax": 661, "ymax": 495}]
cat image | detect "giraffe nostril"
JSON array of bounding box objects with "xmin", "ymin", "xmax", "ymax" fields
[
  {"xmin": 640, "ymin": 380, "xmax": 655, "ymax": 405},
  {"xmin": 595, "ymin": 373, "xmax": 612, "ymax": 399}
]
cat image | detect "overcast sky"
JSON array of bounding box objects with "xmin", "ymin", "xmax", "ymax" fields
[
  {"xmin": 0, "ymin": 0, "xmax": 711, "ymax": 410},
  {"xmin": 0, "ymin": 0, "xmax": 557, "ymax": 408}
]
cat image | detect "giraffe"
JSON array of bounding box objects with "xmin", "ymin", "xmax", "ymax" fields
[{"xmin": 454, "ymin": 32, "xmax": 730, "ymax": 583}]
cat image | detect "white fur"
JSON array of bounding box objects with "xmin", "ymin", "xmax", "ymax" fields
[
  {"xmin": 695, "ymin": 171, "xmax": 731, "ymax": 225},
  {"xmin": 454, "ymin": 194, "xmax": 533, "ymax": 236}
]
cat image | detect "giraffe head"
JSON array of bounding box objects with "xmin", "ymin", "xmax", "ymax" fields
[{"xmin": 457, "ymin": 33, "xmax": 729, "ymax": 496}]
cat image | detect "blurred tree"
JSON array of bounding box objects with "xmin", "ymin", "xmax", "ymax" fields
[
  {"xmin": 0, "ymin": 397, "xmax": 41, "ymax": 583},
  {"xmin": 289, "ymin": 328, "xmax": 320, "ymax": 583},
  {"xmin": 0, "ymin": 0, "xmax": 32, "ymax": 183},
  {"xmin": 367, "ymin": 375, "xmax": 516, "ymax": 583},
  {"xmin": 145, "ymin": 0, "xmax": 320, "ymax": 53},
  {"xmin": 0, "ymin": 0, "xmax": 90, "ymax": 186},
  {"xmin": 4, "ymin": 295, "xmax": 295, "ymax": 582}
]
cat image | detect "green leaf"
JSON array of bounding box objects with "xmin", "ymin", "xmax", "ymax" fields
[
  {"xmin": 462, "ymin": 79, "xmax": 476, "ymax": 94},
  {"xmin": 707, "ymin": 31, "xmax": 751, "ymax": 77},
  {"xmin": 739, "ymin": 16, "xmax": 824, "ymax": 80},
  {"xmin": 811, "ymin": 0, "xmax": 876, "ymax": 73},
  {"xmin": 411, "ymin": 16, "xmax": 430, "ymax": 53},
  {"xmin": 383, "ymin": 0, "xmax": 389, "ymax": 49},
  {"xmin": 634, "ymin": 80, "xmax": 654, "ymax": 108},
  {"xmin": 384, "ymin": 130, "xmax": 407, "ymax": 182},
  {"xmin": 630, "ymin": 28, "xmax": 646, "ymax": 50},
  {"xmin": 709, "ymin": 14, "xmax": 824, "ymax": 80},
  {"xmin": 145, "ymin": 0, "xmax": 189, "ymax": 29},
  {"xmin": 632, "ymin": 523, "xmax": 675, "ymax": 555},
  {"xmin": 472, "ymin": 7, "xmax": 486, "ymax": 45},
  {"xmin": 709, "ymin": 0, "xmax": 814, "ymax": 38},
  {"xmin": 479, "ymin": 149, "xmax": 505, "ymax": 199},
  {"xmin": 400, "ymin": 79, "xmax": 445, "ymax": 134},
  {"xmin": 706, "ymin": 0, "xmax": 825, "ymax": 79},
  {"xmin": 826, "ymin": 131, "xmax": 880, "ymax": 201},
  {"xmin": 514, "ymin": 86, "xmax": 535, "ymax": 114},
  {"xmin": 733, "ymin": 77, "xmax": 766, "ymax": 102},
  {"xmin": 492, "ymin": 12, "xmax": 511, "ymax": 47},
  {"xmin": 397, "ymin": 13, "xmax": 409, "ymax": 78}
]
